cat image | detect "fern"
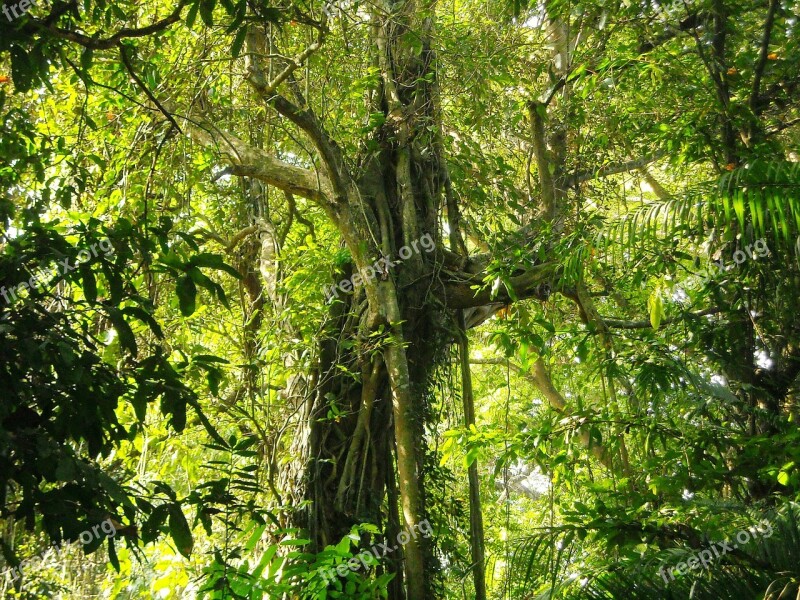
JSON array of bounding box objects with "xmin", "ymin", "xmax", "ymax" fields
[
  {"xmin": 509, "ymin": 501, "xmax": 800, "ymax": 600},
  {"xmin": 595, "ymin": 160, "xmax": 800, "ymax": 264}
]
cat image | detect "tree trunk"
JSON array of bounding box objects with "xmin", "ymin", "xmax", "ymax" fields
[
  {"xmin": 457, "ymin": 312, "xmax": 487, "ymax": 600},
  {"xmin": 289, "ymin": 3, "xmax": 457, "ymax": 597},
  {"xmin": 296, "ymin": 253, "xmax": 445, "ymax": 600},
  {"xmin": 180, "ymin": 4, "xmax": 554, "ymax": 597}
]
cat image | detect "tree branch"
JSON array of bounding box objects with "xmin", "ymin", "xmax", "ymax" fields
[
  {"xmin": 245, "ymin": 26, "xmax": 326, "ymax": 98},
  {"xmin": 527, "ymin": 101, "xmax": 557, "ymax": 219},
  {"xmin": 639, "ymin": 168, "xmax": 671, "ymax": 200},
  {"xmin": 442, "ymin": 262, "xmax": 557, "ymax": 310},
  {"xmin": 749, "ymin": 0, "xmax": 780, "ymax": 116},
  {"xmin": 244, "ymin": 26, "xmax": 353, "ymax": 203},
  {"xmin": 118, "ymin": 44, "xmax": 182, "ymax": 133},
  {"xmin": 174, "ymin": 109, "xmax": 332, "ymax": 202},
  {"xmin": 227, "ymin": 225, "xmax": 260, "ymax": 253},
  {"xmin": 567, "ymin": 151, "xmax": 666, "ymax": 187},
  {"xmin": 602, "ymin": 307, "xmax": 721, "ymax": 329},
  {"xmin": 470, "ymin": 357, "xmax": 614, "ymax": 469},
  {"xmin": 24, "ymin": 1, "xmax": 188, "ymax": 50},
  {"xmin": 766, "ymin": 117, "xmax": 800, "ymax": 137},
  {"xmin": 637, "ymin": 11, "xmax": 710, "ymax": 53}
]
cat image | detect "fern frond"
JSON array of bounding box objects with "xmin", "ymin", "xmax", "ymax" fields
[{"xmin": 595, "ymin": 160, "xmax": 800, "ymax": 263}]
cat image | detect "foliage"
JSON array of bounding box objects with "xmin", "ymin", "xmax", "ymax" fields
[{"xmin": 0, "ymin": 0, "xmax": 799, "ymax": 597}]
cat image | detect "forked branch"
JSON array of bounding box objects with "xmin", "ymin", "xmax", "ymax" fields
[{"xmin": 245, "ymin": 26, "xmax": 353, "ymax": 202}]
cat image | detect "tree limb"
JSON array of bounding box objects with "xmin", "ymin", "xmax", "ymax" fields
[
  {"xmin": 174, "ymin": 110, "xmax": 332, "ymax": 202},
  {"xmin": 227, "ymin": 225, "xmax": 260, "ymax": 253},
  {"xmin": 118, "ymin": 44, "xmax": 182, "ymax": 133},
  {"xmin": 567, "ymin": 151, "xmax": 666, "ymax": 187},
  {"xmin": 24, "ymin": 1, "xmax": 188, "ymax": 50},
  {"xmin": 602, "ymin": 307, "xmax": 721, "ymax": 329},
  {"xmin": 527, "ymin": 101, "xmax": 557, "ymax": 219},
  {"xmin": 637, "ymin": 11, "xmax": 710, "ymax": 53},
  {"xmin": 442, "ymin": 262, "xmax": 557, "ymax": 309},
  {"xmin": 749, "ymin": 0, "xmax": 780, "ymax": 116},
  {"xmin": 244, "ymin": 26, "xmax": 353, "ymax": 203},
  {"xmin": 639, "ymin": 168, "xmax": 671, "ymax": 200},
  {"xmin": 767, "ymin": 117, "xmax": 800, "ymax": 137}
]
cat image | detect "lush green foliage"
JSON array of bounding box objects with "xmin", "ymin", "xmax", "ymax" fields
[{"xmin": 1, "ymin": 0, "xmax": 799, "ymax": 597}]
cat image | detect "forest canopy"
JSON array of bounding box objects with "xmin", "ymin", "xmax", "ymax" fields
[{"xmin": 1, "ymin": 0, "xmax": 799, "ymax": 598}]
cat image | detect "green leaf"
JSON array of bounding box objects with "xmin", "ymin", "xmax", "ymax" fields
[
  {"xmin": 10, "ymin": 47, "xmax": 35, "ymax": 92},
  {"xmin": 80, "ymin": 264, "xmax": 97, "ymax": 304},
  {"xmin": 189, "ymin": 252, "xmax": 242, "ymax": 279},
  {"xmin": 185, "ymin": 0, "xmax": 200, "ymax": 26},
  {"xmin": 733, "ymin": 191, "xmax": 746, "ymax": 231},
  {"xmin": 55, "ymin": 457, "xmax": 76, "ymax": 482},
  {"xmin": 465, "ymin": 445, "xmax": 480, "ymax": 468},
  {"xmin": 121, "ymin": 306, "xmax": 164, "ymax": 338},
  {"xmin": 252, "ymin": 543, "xmax": 279, "ymax": 579},
  {"xmin": 245, "ymin": 523, "xmax": 267, "ymax": 552},
  {"xmin": 168, "ymin": 504, "xmax": 194, "ymax": 558},
  {"xmin": 199, "ymin": 0, "xmax": 216, "ymax": 27},
  {"xmin": 176, "ymin": 275, "xmax": 197, "ymax": 317},
  {"xmin": 336, "ymin": 535, "xmax": 352, "ymax": 554},
  {"xmin": 231, "ymin": 27, "xmax": 248, "ymax": 58},
  {"xmin": 108, "ymin": 309, "xmax": 137, "ymax": 355},
  {"xmin": 647, "ymin": 289, "xmax": 664, "ymax": 330},
  {"xmin": 189, "ymin": 398, "xmax": 228, "ymax": 446},
  {"xmin": 108, "ymin": 537, "xmax": 120, "ymax": 572},
  {"xmin": 280, "ymin": 538, "xmax": 311, "ymax": 546}
]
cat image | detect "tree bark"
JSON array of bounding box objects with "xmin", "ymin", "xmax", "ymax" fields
[{"xmin": 457, "ymin": 313, "xmax": 487, "ymax": 600}]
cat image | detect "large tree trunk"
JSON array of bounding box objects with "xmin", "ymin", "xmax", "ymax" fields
[
  {"xmin": 290, "ymin": 3, "xmax": 454, "ymax": 597},
  {"xmin": 179, "ymin": 4, "xmax": 554, "ymax": 598},
  {"xmin": 296, "ymin": 227, "xmax": 446, "ymax": 600}
]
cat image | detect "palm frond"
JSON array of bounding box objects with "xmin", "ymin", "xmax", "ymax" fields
[
  {"xmin": 596, "ymin": 160, "xmax": 800, "ymax": 263},
  {"xmin": 511, "ymin": 501, "xmax": 800, "ymax": 600}
]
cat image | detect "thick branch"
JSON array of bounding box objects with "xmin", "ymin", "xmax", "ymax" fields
[
  {"xmin": 245, "ymin": 27, "xmax": 353, "ymax": 202},
  {"xmin": 442, "ymin": 262, "xmax": 557, "ymax": 309},
  {"xmin": 639, "ymin": 168, "xmax": 671, "ymax": 200},
  {"xmin": 527, "ymin": 101, "xmax": 557, "ymax": 219},
  {"xmin": 176, "ymin": 111, "xmax": 331, "ymax": 202},
  {"xmin": 567, "ymin": 151, "xmax": 666, "ymax": 187},
  {"xmin": 227, "ymin": 225, "xmax": 259, "ymax": 253}
]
